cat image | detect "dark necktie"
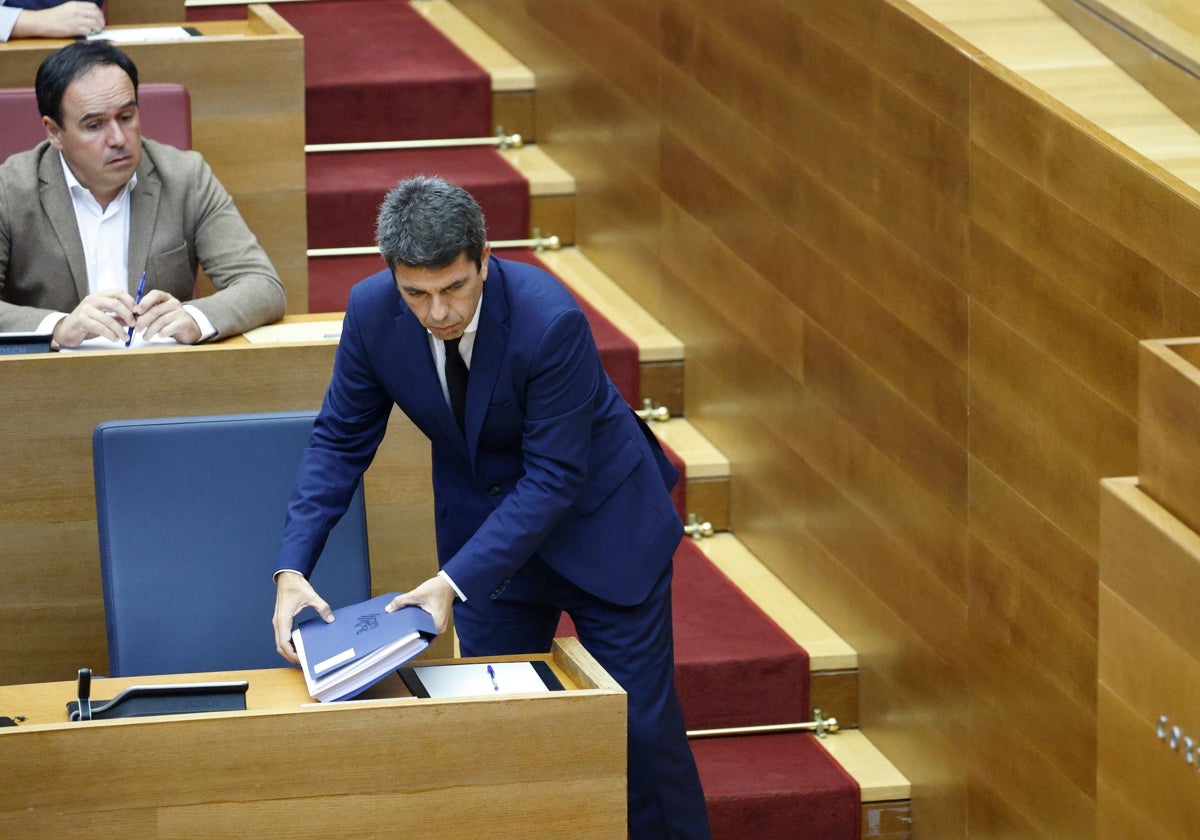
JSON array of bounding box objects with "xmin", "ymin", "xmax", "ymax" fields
[{"xmin": 444, "ymin": 336, "xmax": 469, "ymax": 432}]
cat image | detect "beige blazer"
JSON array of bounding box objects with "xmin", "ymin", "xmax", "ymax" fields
[{"xmin": 0, "ymin": 138, "xmax": 285, "ymax": 337}]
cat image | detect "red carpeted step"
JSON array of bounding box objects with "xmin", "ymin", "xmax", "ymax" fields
[
  {"xmin": 560, "ymin": 538, "xmax": 810, "ymax": 731},
  {"xmin": 693, "ymin": 732, "xmax": 860, "ymax": 840},
  {"xmin": 307, "ymin": 146, "xmax": 529, "ymax": 250},
  {"xmin": 189, "ymin": 0, "xmax": 493, "ymax": 144},
  {"xmin": 308, "ymin": 254, "xmax": 391, "ymax": 314}
]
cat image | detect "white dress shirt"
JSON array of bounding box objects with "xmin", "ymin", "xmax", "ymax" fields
[
  {"xmin": 37, "ymin": 153, "xmax": 215, "ymax": 339},
  {"xmin": 428, "ymin": 290, "xmax": 483, "ymax": 602}
]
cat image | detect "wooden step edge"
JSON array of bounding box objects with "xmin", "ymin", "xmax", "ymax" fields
[
  {"xmin": 694, "ymin": 532, "xmax": 858, "ymax": 672},
  {"xmin": 499, "ymin": 144, "xmax": 576, "ymax": 196},
  {"xmin": 819, "ymin": 729, "xmax": 912, "ymax": 803},
  {"xmin": 650, "ymin": 418, "xmax": 727, "ymax": 480},
  {"xmin": 536, "ymin": 247, "xmax": 683, "ymax": 364},
  {"xmin": 411, "ymin": 0, "xmax": 536, "ymax": 93}
]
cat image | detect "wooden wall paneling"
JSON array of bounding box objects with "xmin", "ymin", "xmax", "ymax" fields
[
  {"xmin": 969, "ymin": 143, "xmax": 1167, "ymax": 340},
  {"xmin": 968, "ymin": 701, "xmax": 1097, "ymax": 839},
  {"xmin": 969, "ymin": 222, "xmax": 1140, "ymax": 416},
  {"xmin": 657, "ymin": 17, "xmax": 969, "ymax": 367},
  {"xmin": 968, "ymin": 303, "xmax": 1137, "ymax": 554},
  {"xmin": 970, "ymin": 55, "xmax": 1200, "ymax": 296},
  {"xmin": 967, "ymin": 536, "xmax": 1098, "ymax": 790},
  {"xmin": 660, "ymin": 1, "xmax": 968, "ymax": 282},
  {"xmin": 968, "ymin": 458, "xmax": 1098, "ymax": 636},
  {"xmin": 106, "ymin": 0, "xmax": 183, "ymax": 24},
  {"xmin": 662, "ymin": 0, "xmax": 969, "ymax": 206},
  {"xmin": 1100, "ymin": 476, "xmax": 1200, "ymax": 652},
  {"xmin": 1097, "ymin": 685, "xmax": 1200, "ymax": 840},
  {"xmin": 804, "ymin": 0, "xmax": 978, "ymax": 129},
  {"xmin": 660, "ymin": 197, "xmax": 968, "ymax": 595},
  {"xmin": 802, "ymin": 320, "xmax": 966, "ymax": 523},
  {"xmin": 659, "ymin": 120, "xmax": 969, "ymax": 452},
  {"xmin": 1098, "ymin": 479, "xmax": 1200, "ymax": 836},
  {"xmin": 1161, "ymin": 279, "xmax": 1200, "ymax": 337},
  {"xmin": 1137, "ymin": 339, "xmax": 1200, "ymax": 533}
]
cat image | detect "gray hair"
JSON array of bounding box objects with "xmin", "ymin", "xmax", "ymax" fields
[{"xmin": 375, "ymin": 175, "xmax": 488, "ymax": 271}]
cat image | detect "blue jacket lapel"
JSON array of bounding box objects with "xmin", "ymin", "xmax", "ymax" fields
[{"xmin": 464, "ymin": 258, "xmax": 510, "ymax": 464}]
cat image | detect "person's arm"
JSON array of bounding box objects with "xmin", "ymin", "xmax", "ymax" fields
[
  {"xmin": 7, "ymin": 2, "xmax": 104, "ymax": 40},
  {"xmin": 271, "ymin": 299, "xmax": 393, "ymax": 659},
  {"xmin": 178, "ymin": 153, "xmax": 286, "ymax": 339}
]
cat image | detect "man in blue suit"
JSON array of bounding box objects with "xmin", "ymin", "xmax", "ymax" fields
[{"xmin": 273, "ymin": 175, "xmax": 710, "ymax": 838}]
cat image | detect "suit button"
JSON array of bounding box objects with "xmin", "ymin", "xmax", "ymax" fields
[{"xmin": 489, "ymin": 485, "xmax": 501, "ymax": 496}]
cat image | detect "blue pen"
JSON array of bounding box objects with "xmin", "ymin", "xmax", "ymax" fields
[
  {"xmin": 487, "ymin": 664, "xmax": 499, "ymax": 691},
  {"xmin": 126, "ymin": 271, "xmax": 146, "ymax": 348}
]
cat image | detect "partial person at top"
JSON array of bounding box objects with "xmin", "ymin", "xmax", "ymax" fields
[
  {"xmin": 1, "ymin": 0, "xmax": 105, "ymax": 42},
  {"xmin": 0, "ymin": 40, "xmax": 286, "ymax": 347}
]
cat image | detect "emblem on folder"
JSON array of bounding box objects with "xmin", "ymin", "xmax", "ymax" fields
[{"xmin": 354, "ymin": 613, "xmax": 380, "ymax": 635}]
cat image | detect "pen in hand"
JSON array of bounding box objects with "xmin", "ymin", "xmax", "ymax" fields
[
  {"xmin": 126, "ymin": 271, "xmax": 146, "ymax": 348},
  {"xmin": 487, "ymin": 664, "xmax": 499, "ymax": 691}
]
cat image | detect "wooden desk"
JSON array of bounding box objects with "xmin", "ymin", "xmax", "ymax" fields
[
  {"xmin": 0, "ymin": 639, "xmax": 627, "ymax": 838},
  {"xmin": 0, "ymin": 5, "xmax": 309, "ymax": 311},
  {"xmin": 0, "ymin": 319, "xmax": 444, "ymax": 685}
]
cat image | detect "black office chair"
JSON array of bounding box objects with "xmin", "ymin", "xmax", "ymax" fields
[{"xmin": 92, "ymin": 411, "xmax": 372, "ymax": 677}]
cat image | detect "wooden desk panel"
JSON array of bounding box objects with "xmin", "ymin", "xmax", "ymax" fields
[
  {"xmin": 0, "ymin": 325, "xmax": 443, "ymax": 685},
  {"xmin": 0, "ymin": 640, "xmax": 627, "ymax": 839},
  {"xmin": 0, "ymin": 5, "xmax": 309, "ymax": 312}
]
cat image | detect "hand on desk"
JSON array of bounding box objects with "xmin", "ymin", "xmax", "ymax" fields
[
  {"xmin": 386, "ymin": 576, "xmax": 455, "ymax": 635},
  {"xmin": 52, "ymin": 289, "xmax": 201, "ymax": 349},
  {"xmin": 12, "ymin": 2, "xmax": 105, "ymax": 39},
  {"xmin": 52, "ymin": 289, "xmax": 137, "ymax": 348},
  {"xmin": 133, "ymin": 289, "xmax": 201, "ymax": 345},
  {"xmin": 272, "ymin": 571, "xmax": 333, "ymax": 665}
]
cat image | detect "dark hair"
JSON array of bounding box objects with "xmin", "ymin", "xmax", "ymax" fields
[
  {"xmin": 375, "ymin": 175, "xmax": 488, "ymax": 271},
  {"xmin": 35, "ymin": 41, "xmax": 139, "ymax": 128}
]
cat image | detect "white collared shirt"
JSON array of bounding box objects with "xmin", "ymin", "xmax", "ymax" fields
[
  {"xmin": 428, "ymin": 287, "xmax": 484, "ymax": 603},
  {"xmin": 37, "ymin": 153, "xmax": 214, "ymax": 340},
  {"xmin": 63, "ymin": 152, "xmax": 136, "ymax": 296},
  {"xmin": 429, "ymin": 288, "xmax": 482, "ymax": 408}
]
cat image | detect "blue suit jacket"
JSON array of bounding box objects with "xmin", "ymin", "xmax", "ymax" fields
[{"xmin": 278, "ymin": 256, "xmax": 682, "ymax": 606}]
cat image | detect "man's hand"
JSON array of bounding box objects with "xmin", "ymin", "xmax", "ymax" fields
[
  {"xmin": 52, "ymin": 290, "xmax": 136, "ymax": 348},
  {"xmin": 272, "ymin": 571, "xmax": 333, "ymax": 664},
  {"xmin": 133, "ymin": 289, "xmax": 202, "ymax": 345},
  {"xmin": 387, "ymin": 576, "xmax": 455, "ymax": 635},
  {"xmin": 12, "ymin": 2, "xmax": 105, "ymax": 39}
]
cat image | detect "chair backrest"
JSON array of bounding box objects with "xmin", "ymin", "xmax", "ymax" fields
[
  {"xmin": 93, "ymin": 411, "xmax": 371, "ymax": 677},
  {"xmin": 0, "ymin": 82, "xmax": 192, "ymax": 162}
]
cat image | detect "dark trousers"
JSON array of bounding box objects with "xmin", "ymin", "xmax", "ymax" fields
[{"xmin": 454, "ymin": 555, "xmax": 712, "ymax": 840}]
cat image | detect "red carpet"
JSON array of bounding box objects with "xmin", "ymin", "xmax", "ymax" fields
[
  {"xmin": 189, "ymin": 0, "xmax": 493, "ymax": 144},
  {"xmin": 560, "ymin": 539, "xmax": 810, "ymax": 731},
  {"xmin": 307, "ymin": 254, "xmax": 391, "ymax": 314},
  {"xmin": 307, "ymin": 146, "xmax": 529, "ymax": 250},
  {"xmin": 694, "ymin": 733, "xmax": 861, "ymax": 840}
]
